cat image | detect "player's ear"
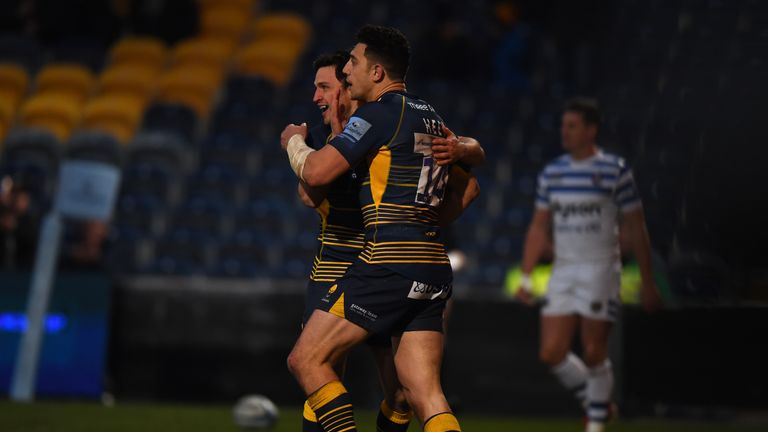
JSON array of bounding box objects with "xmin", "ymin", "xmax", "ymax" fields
[{"xmin": 372, "ymin": 64, "xmax": 384, "ymax": 82}]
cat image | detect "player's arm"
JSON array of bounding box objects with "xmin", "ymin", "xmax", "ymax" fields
[
  {"xmin": 621, "ymin": 209, "xmax": 662, "ymax": 311},
  {"xmin": 297, "ymin": 181, "xmax": 327, "ymax": 208},
  {"xmin": 280, "ymin": 123, "xmax": 351, "ymax": 187},
  {"xmin": 438, "ymin": 166, "xmax": 480, "ymax": 226},
  {"xmin": 432, "ymin": 125, "xmax": 486, "ymax": 167},
  {"xmin": 516, "ymin": 208, "xmax": 551, "ymax": 304}
]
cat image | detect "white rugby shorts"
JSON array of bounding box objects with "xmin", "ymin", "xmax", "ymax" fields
[{"xmin": 542, "ymin": 260, "xmax": 622, "ymax": 321}]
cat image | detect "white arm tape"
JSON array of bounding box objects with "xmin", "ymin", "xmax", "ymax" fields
[
  {"xmin": 520, "ymin": 273, "xmax": 532, "ymax": 292},
  {"xmin": 286, "ymin": 134, "xmax": 315, "ymax": 181}
]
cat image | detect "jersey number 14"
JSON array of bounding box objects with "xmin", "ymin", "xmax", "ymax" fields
[{"xmin": 414, "ymin": 133, "xmax": 449, "ymax": 207}]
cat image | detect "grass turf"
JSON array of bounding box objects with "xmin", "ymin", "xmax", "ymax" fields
[{"xmin": 0, "ymin": 401, "xmax": 765, "ymax": 431}]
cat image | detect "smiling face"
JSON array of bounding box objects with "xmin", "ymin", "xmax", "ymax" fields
[
  {"xmin": 342, "ymin": 43, "xmax": 376, "ymax": 102},
  {"xmin": 312, "ymin": 65, "xmax": 344, "ymax": 125}
]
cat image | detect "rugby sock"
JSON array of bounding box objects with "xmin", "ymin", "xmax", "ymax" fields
[
  {"xmin": 308, "ymin": 381, "xmax": 357, "ymax": 432},
  {"xmin": 303, "ymin": 400, "xmax": 324, "ymax": 432},
  {"xmin": 376, "ymin": 399, "xmax": 412, "ymax": 432},
  {"xmin": 551, "ymin": 352, "xmax": 588, "ymax": 404},
  {"xmin": 586, "ymin": 359, "xmax": 614, "ymax": 423},
  {"xmin": 423, "ymin": 412, "xmax": 461, "ymax": 432}
]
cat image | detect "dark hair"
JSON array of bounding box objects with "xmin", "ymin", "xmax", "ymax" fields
[
  {"xmin": 313, "ymin": 50, "xmax": 350, "ymax": 84},
  {"xmin": 355, "ymin": 24, "xmax": 410, "ymax": 81},
  {"xmin": 563, "ymin": 97, "xmax": 601, "ymax": 127}
]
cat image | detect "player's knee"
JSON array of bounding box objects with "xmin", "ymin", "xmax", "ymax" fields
[
  {"xmin": 582, "ymin": 344, "xmax": 608, "ymax": 367},
  {"xmin": 539, "ymin": 346, "xmax": 567, "ymax": 366}
]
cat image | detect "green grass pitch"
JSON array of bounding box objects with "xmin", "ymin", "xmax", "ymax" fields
[{"xmin": 0, "ymin": 401, "xmax": 764, "ymax": 431}]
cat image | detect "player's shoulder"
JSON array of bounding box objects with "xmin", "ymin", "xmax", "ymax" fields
[
  {"xmin": 541, "ymin": 154, "xmax": 571, "ymax": 173},
  {"xmin": 594, "ymin": 150, "xmax": 630, "ymax": 171}
]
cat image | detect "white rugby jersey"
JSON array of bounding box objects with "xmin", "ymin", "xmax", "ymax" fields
[{"xmin": 535, "ymin": 150, "xmax": 642, "ymax": 264}]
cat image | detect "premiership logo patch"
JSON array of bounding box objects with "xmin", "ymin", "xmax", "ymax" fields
[
  {"xmin": 339, "ymin": 116, "xmax": 372, "ymax": 142},
  {"xmin": 407, "ymin": 281, "xmax": 451, "ymax": 300}
]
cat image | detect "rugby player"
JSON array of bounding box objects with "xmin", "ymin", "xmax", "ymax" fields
[
  {"xmin": 517, "ymin": 97, "xmax": 661, "ymax": 432},
  {"xmin": 282, "ymin": 25, "xmax": 477, "ymax": 432}
]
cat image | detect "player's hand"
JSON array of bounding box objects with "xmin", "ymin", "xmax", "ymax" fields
[
  {"xmin": 431, "ymin": 125, "xmax": 467, "ymax": 166},
  {"xmin": 280, "ymin": 123, "xmax": 307, "ymax": 150},
  {"xmin": 640, "ymin": 282, "xmax": 662, "ymax": 313},
  {"xmin": 329, "ymin": 87, "xmax": 348, "ymax": 137},
  {"xmin": 514, "ymin": 287, "xmax": 536, "ymax": 306}
]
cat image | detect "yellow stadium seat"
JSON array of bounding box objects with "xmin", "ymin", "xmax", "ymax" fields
[
  {"xmin": 251, "ymin": 13, "xmax": 311, "ymax": 48},
  {"xmin": 36, "ymin": 64, "xmax": 95, "ymax": 103},
  {"xmin": 234, "ymin": 40, "xmax": 301, "ymax": 86},
  {"xmin": 19, "ymin": 93, "xmax": 82, "ymax": 141},
  {"xmin": 98, "ymin": 64, "xmax": 158, "ymax": 101},
  {"xmin": 171, "ymin": 37, "xmax": 235, "ymax": 69},
  {"xmin": 81, "ymin": 94, "xmax": 146, "ymax": 143},
  {"xmin": 0, "ymin": 63, "xmax": 29, "ymax": 102},
  {"xmin": 109, "ymin": 37, "xmax": 168, "ymax": 70},
  {"xmin": 0, "ymin": 89, "xmax": 21, "ymax": 123},
  {"xmin": 199, "ymin": 0, "xmax": 254, "ymax": 15},
  {"xmin": 201, "ymin": 6, "xmax": 251, "ymax": 41},
  {"xmin": 156, "ymin": 65, "xmax": 222, "ymax": 115}
]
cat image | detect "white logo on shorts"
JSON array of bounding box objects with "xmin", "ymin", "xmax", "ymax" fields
[{"xmin": 407, "ymin": 281, "xmax": 451, "ymax": 300}]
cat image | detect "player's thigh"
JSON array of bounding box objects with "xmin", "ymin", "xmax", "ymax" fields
[
  {"xmin": 580, "ymin": 317, "xmax": 613, "ymax": 365},
  {"xmin": 292, "ymin": 309, "xmax": 369, "ymax": 367},
  {"xmin": 539, "ymin": 313, "xmax": 580, "ymax": 364},
  {"xmin": 369, "ymin": 342, "xmax": 403, "ymax": 401},
  {"xmin": 393, "ymin": 330, "xmax": 444, "ymax": 389}
]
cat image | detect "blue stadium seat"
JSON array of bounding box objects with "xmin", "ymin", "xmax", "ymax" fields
[
  {"xmin": 141, "ymin": 102, "xmax": 198, "ymax": 144},
  {"xmin": 66, "ymin": 131, "xmax": 123, "ymax": 165}
]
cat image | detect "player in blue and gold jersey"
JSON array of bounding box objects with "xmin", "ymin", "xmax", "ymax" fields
[
  {"xmin": 282, "ymin": 25, "xmax": 478, "ymax": 432},
  {"xmin": 299, "ymin": 51, "xmax": 410, "ymax": 432}
]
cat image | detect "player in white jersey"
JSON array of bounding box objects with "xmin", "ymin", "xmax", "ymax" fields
[{"xmin": 516, "ymin": 97, "xmax": 661, "ymax": 432}]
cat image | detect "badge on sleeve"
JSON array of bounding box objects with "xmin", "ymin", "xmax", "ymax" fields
[{"xmin": 340, "ymin": 116, "xmax": 372, "ymax": 143}]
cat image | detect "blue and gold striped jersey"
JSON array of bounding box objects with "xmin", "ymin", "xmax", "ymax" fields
[
  {"xmin": 329, "ymin": 91, "xmax": 453, "ymax": 284},
  {"xmin": 305, "ymin": 124, "xmax": 365, "ymax": 282}
]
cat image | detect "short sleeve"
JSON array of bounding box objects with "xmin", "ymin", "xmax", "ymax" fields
[
  {"xmin": 329, "ymin": 103, "xmax": 396, "ymax": 167},
  {"xmin": 614, "ymin": 163, "xmax": 642, "ymax": 213},
  {"xmin": 535, "ymin": 171, "xmax": 550, "ymax": 209}
]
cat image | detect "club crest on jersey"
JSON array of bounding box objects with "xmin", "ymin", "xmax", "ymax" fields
[{"xmin": 327, "ymin": 284, "xmax": 338, "ymax": 295}]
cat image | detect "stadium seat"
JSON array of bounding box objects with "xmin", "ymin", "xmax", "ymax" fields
[
  {"xmin": 19, "ymin": 93, "xmax": 82, "ymax": 141},
  {"xmin": 233, "ymin": 40, "xmax": 303, "ymax": 86},
  {"xmin": 108, "ymin": 37, "xmax": 168, "ymax": 71},
  {"xmin": 251, "ymin": 13, "xmax": 312, "ymax": 48},
  {"xmin": 200, "ymin": 5, "xmax": 251, "ymax": 42},
  {"xmin": 141, "ymin": 102, "xmax": 199, "ymax": 144},
  {"xmin": 80, "ymin": 94, "xmax": 146, "ymax": 143},
  {"xmin": 0, "ymin": 63, "xmax": 29, "ymax": 103},
  {"xmin": 128, "ymin": 131, "xmax": 194, "ymax": 174},
  {"xmin": 0, "ymin": 129, "xmax": 62, "ymax": 207},
  {"xmin": 66, "ymin": 131, "xmax": 123, "ymax": 165},
  {"xmin": 35, "ymin": 63, "xmax": 95, "ymax": 103},
  {"xmin": 156, "ymin": 65, "xmax": 223, "ymax": 116},
  {"xmin": 171, "ymin": 37, "xmax": 235, "ymax": 70},
  {"xmin": 199, "ymin": 0, "xmax": 254, "ymax": 16},
  {"xmin": 146, "ymin": 236, "xmax": 211, "ymax": 275},
  {"xmin": 208, "ymin": 238, "xmax": 269, "ymax": 278},
  {"xmin": 97, "ymin": 64, "xmax": 159, "ymax": 102},
  {"xmin": 186, "ymin": 162, "xmax": 247, "ymax": 205},
  {"xmin": 120, "ymin": 163, "xmax": 179, "ymax": 206}
]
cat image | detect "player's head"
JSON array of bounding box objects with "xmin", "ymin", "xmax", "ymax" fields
[
  {"xmin": 343, "ymin": 25, "xmax": 410, "ymax": 101},
  {"xmin": 561, "ymin": 97, "xmax": 600, "ymax": 151},
  {"xmin": 312, "ymin": 51, "xmax": 351, "ymax": 125}
]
